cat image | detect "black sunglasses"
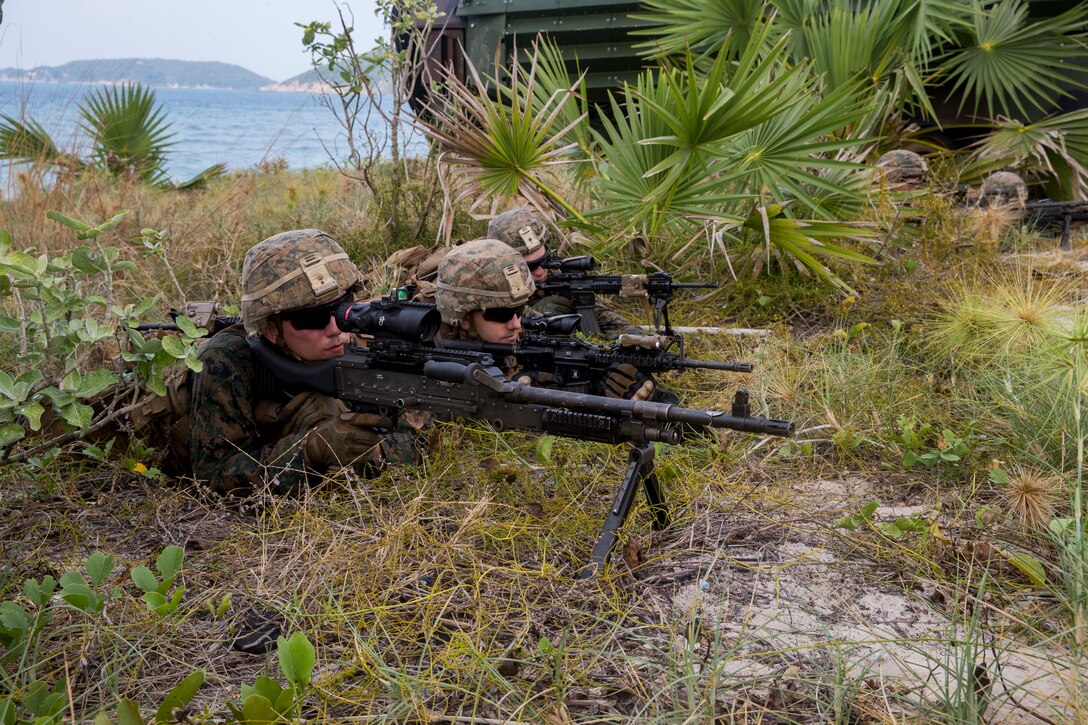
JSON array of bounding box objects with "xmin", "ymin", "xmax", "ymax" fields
[
  {"xmin": 524, "ymin": 249, "xmax": 551, "ymax": 272},
  {"xmin": 281, "ymin": 293, "xmax": 352, "ymax": 330},
  {"xmin": 480, "ymin": 305, "xmax": 526, "ymax": 324}
]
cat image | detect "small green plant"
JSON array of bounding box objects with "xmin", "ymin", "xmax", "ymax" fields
[
  {"xmin": 92, "ymin": 669, "xmax": 205, "ymax": 725},
  {"xmin": 227, "ymin": 631, "xmax": 316, "ymax": 724},
  {"xmin": 835, "ymin": 500, "xmax": 929, "ymax": 540},
  {"xmin": 889, "ymin": 417, "xmax": 969, "ymax": 469},
  {"xmin": 130, "ymin": 546, "xmax": 185, "ymax": 616},
  {"xmin": 59, "ymin": 551, "xmax": 117, "ymax": 614},
  {"xmin": 205, "ymin": 593, "xmax": 233, "ymax": 619},
  {"xmin": 0, "ymin": 215, "xmax": 205, "ymax": 467}
]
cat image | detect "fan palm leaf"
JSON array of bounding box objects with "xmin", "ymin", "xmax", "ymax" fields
[
  {"xmin": 724, "ymin": 204, "xmax": 879, "ymax": 293},
  {"xmin": 521, "ymin": 37, "xmax": 596, "ymax": 190},
  {"xmin": 631, "ymin": 0, "xmax": 767, "ymax": 60},
  {"xmin": 718, "ymin": 76, "xmax": 876, "ymax": 218},
  {"xmin": 934, "ymin": 0, "xmax": 1088, "ymax": 120},
  {"xmin": 79, "ymin": 83, "xmax": 176, "ymax": 186},
  {"xmin": 0, "ymin": 114, "xmax": 82, "ymax": 169},
  {"xmin": 417, "ymin": 41, "xmax": 587, "ymax": 221},
  {"xmin": 969, "ymin": 109, "xmax": 1088, "ymax": 197}
]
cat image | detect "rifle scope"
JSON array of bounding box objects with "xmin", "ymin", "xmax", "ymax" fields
[
  {"xmin": 335, "ymin": 299, "xmax": 441, "ymax": 341},
  {"xmin": 543, "ymin": 253, "xmax": 596, "ymax": 272}
]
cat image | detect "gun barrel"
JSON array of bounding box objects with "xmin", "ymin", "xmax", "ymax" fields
[
  {"xmin": 669, "ymin": 281, "xmax": 719, "ymax": 289},
  {"xmin": 679, "ymin": 358, "xmax": 753, "ymax": 373}
]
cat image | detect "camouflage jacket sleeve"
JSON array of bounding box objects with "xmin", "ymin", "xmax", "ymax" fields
[
  {"xmin": 188, "ymin": 326, "xmax": 310, "ymax": 495},
  {"xmin": 529, "ymin": 294, "xmax": 642, "ymax": 339}
]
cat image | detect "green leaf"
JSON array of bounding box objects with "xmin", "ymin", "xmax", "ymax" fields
[
  {"xmin": 278, "ymin": 631, "xmax": 316, "ymax": 688},
  {"xmin": 240, "ymin": 693, "xmax": 279, "ymax": 724},
  {"xmin": 20, "ymin": 402, "xmax": 44, "ymax": 432},
  {"xmin": 0, "ymin": 369, "xmax": 15, "ymax": 398},
  {"xmin": 114, "ymin": 699, "xmax": 143, "ymax": 725},
  {"xmin": 46, "ymin": 210, "xmax": 93, "ymax": 233},
  {"xmin": 24, "ymin": 576, "xmax": 57, "ymax": 608},
  {"xmin": 0, "ymin": 316, "xmax": 19, "ymax": 333},
  {"xmin": 988, "ymin": 467, "xmax": 1010, "ymax": 485},
  {"xmin": 160, "ymin": 335, "xmax": 186, "ymax": 359},
  {"xmin": 86, "ymin": 551, "xmax": 115, "ymax": 587},
  {"xmin": 130, "ymin": 566, "xmax": 158, "ymax": 593},
  {"xmin": 155, "ymin": 545, "xmax": 184, "ymax": 580},
  {"xmin": 142, "ymin": 591, "xmax": 167, "ymax": 609},
  {"xmin": 154, "ymin": 669, "xmax": 204, "ymax": 724},
  {"xmin": 146, "ymin": 375, "xmax": 167, "ymax": 397},
  {"xmin": 59, "ymin": 582, "xmax": 96, "ymax": 612},
  {"xmin": 535, "ymin": 435, "xmax": 555, "ymax": 463},
  {"xmin": 0, "ymin": 602, "xmax": 30, "ymax": 631},
  {"xmin": 0, "ymin": 423, "xmax": 25, "ymax": 447},
  {"xmin": 77, "ymin": 369, "xmax": 118, "ymax": 399},
  {"xmin": 71, "ymin": 247, "xmax": 108, "ymax": 274},
  {"xmin": 1007, "ymin": 552, "xmax": 1046, "ymax": 586},
  {"xmin": 175, "ymin": 315, "xmax": 199, "ymax": 338}
]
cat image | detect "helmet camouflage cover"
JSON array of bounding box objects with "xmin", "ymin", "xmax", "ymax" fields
[
  {"xmin": 486, "ymin": 208, "xmax": 549, "ymax": 257},
  {"xmin": 435, "ymin": 239, "xmax": 536, "ymax": 324},
  {"xmin": 876, "ymin": 150, "xmax": 928, "ymax": 183},
  {"xmin": 980, "ymin": 171, "xmax": 1027, "ymax": 205},
  {"xmin": 240, "ymin": 229, "xmax": 362, "ymax": 336}
]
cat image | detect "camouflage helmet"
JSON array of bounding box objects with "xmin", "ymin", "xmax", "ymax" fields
[
  {"xmin": 240, "ymin": 229, "xmax": 362, "ymax": 336},
  {"xmin": 486, "ymin": 208, "xmax": 549, "ymax": 257},
  {"xmin": 876, "ymin": 150, "xmax": 928, "ymax": 183},
  {"xmin": 435, "ymin": 239, "xmax": 536, "ymax": 325},
  {"xmin": 980, "ymin": 171, "xmax": 1027, "ymax": 206}
]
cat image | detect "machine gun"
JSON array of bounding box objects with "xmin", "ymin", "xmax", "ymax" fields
[
  {"xmin": 440, "ymin": 330, "xmax": 752, "ymax": 392},
  {"xmin": 1022, "ymin": 199, "xmax": 1088, "ymax": 249},
  {"xmin": 249, "ymin": 292, "xmax": 792, "ymax": 577},
  {"xmin": 535, "ymin": 253, "xmax": 718, "ymax": 335}
]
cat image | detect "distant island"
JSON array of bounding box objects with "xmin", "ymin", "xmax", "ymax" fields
[{"xmin": 0, "ymin": 58, "xmax": 333, "ymax": 93}]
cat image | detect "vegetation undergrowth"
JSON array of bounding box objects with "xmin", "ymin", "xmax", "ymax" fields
[{"xmin": 2, "ymin": 157, "xmax": 1087, "ymax": 722}]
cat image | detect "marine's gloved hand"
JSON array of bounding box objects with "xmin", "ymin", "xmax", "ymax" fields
[
  {"xmin": 303, "ymin": 412, "xmax": 393, "ymax": 471},
  {"xmin": 514, "ymin": 369, "xmax": 563, "ymax": 388},
  {"xmin": 278, "ymin": 391, "xmax": 345, "ymax": 436},
  {"xmin": 602, "ymin": 363, "xmax": 656, "ymax": 401}
]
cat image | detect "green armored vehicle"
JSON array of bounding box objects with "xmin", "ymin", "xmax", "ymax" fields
[{"xmin": 410, "ymin": 0, "xmax": 661, "ymax": 113}]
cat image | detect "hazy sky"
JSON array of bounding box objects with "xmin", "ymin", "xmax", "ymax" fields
[{"xmin": 0, "ymin": 0, "xmax": 386, "ymax": 81}]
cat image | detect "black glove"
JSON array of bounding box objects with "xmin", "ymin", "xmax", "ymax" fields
[{"xmin": 601, "ymin": 363, "xmax": 655, "ymax": 401}]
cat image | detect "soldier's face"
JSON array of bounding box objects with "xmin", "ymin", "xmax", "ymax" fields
[
  {"xmin": 523, "ymin": 247, "xmax": 549, "ymax": 283},
  {"xmin": 462, "ymin": 308, "xmax": 522, "ymax": 344},
  {"xmin": 266, "ymin": 314, "xmax": 351, "ymax": 362}
]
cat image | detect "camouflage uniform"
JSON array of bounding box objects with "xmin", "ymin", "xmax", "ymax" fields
[
  {"xmin": 487, "ymin": 208, "xmax": 641, "ymax": 338},
  {"xmin": 189, "ymin": 230, "xmax": 425, "ymax": 495}
]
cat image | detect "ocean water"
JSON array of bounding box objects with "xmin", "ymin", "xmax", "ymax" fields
[{"xmin": 0, "ymin": 81, "xmax": 420, "ymax": 187}]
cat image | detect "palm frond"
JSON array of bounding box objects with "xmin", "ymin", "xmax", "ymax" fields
[
  {"xmin": 0, "ymin": 114, "xmax": 80, "ymax": 169},
  {"xmin": 723, "ymin": 204, "xmax": 879, "ymax": 294},
  {"xmin": 174, "ymin": 163, "xmax": 229, "ymax": 191},
  {"xmin": 631, "ymin": 0, "xmax": 767, "ymax": 60},
  {"xmin": 935, "ymin": 0, "xmax": 1088, "ymax": 120},
  {"xmin": 718, "ymin": 75, "xmax": 876, "ymax": 218},
  {"xmin": 969, "ymin": 109, "xmax": 1088, "ymax": 197},
  {"xmin": 79, "ymin": 83, "xmax": 176, "ymax": 184},
  {"xmin": 416, "ymin": 40, "xmax": 588, "ymax": 225}
]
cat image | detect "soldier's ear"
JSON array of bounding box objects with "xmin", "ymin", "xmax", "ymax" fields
[
  {"xmin": 264, "ymin": 318, "xmax": 280, "ymax": 343},
  {"xmin": 458, "ymin": 316, "xmax": 472, "ymax": 332}
]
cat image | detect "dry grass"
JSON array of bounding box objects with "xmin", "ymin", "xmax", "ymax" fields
[{"xmin": 3, "ymin": 169, "xmax": 1088, "ymax": 722}]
